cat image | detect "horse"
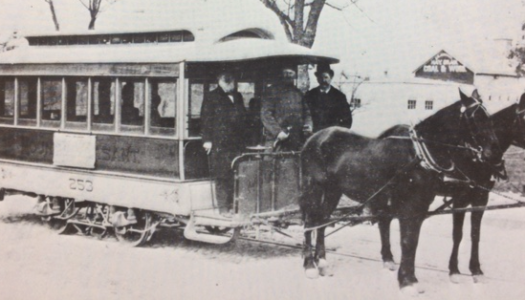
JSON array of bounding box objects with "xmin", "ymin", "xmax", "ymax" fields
[
  {"xmin": 299, "ymin": 92, "xmax": 503, "ymax": 293},
  {"xmin": 376, "ymin": 95, "xmax": 525, "ymax": 285}
]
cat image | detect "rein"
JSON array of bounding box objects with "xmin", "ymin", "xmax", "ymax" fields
[{"xmin": 303, "ymin": 157, "xmax": 421, "ymax": 233}]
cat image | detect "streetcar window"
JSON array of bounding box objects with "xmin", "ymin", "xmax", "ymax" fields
[
  {"xmin": 120, "ymin": 80, "xmax": 145, "ymax": 133},
  {"xmin": 150, "ymin": 80, "xmax": 177, "ymax": 136},
  {"xmin": 41, "ymin": 78, "xmax": 62, "ymax": 128},
  {"xmin": 92, "ymin": 78, "xmax": 115, "ymax": 131},
  {"xmin": 0, "ymin": 78, "xmax": 14, "ymax": 125},
  {"xmin": 18, "ymin": 77, "xmax": 38, "ymax": 126},
  {"xmin": 189, "ymin": 82, "xmax": 205, "ymax": 137},
  {"xmin": 65, "ymin": 78, "xmax": 88, "ymax": 130},
  {"xmin": 238, "ymin": 82, "xmax": 255, "ymax": 108}
]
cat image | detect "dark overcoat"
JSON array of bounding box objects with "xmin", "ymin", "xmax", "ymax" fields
[
  {"xmin": 304, "ymin": 86, "xmax": 352, "ymax": 132},
  {"xmin": 200, "ymin": 86, "xmax": 247, "ymax": 178}
]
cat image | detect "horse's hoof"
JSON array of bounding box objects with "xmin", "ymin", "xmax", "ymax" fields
[
  {"xmin": 318, "ymin": 259, "xmax": 333, "ymax": 277},
  {"xmin": 383, "ymin": 261, "xmax": 396, "ymax": 271},
  {"xmin": 400, "ymin": 284, "xmax": 425, "ymax": 296},
  {"xmin": 473, "ymin": 274, "xmax": 486, "ymax": 284},
  {"xmin": 305, "ymin": 268, "xmax": 319, "ymax": 279},
  {"xmin": 449, "ymin": 274, "xmax": 461, "ymax": 284}
]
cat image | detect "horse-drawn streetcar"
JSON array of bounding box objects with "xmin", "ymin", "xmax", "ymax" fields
[
  {"xmin": 0, "ymin": 29, "xmax": 336, "ymax": 246},
  {"xmin": 2, "ymin": 28, "xmax": 525, "ymax": 292}
]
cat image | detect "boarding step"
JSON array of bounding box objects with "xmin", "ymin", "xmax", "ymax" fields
[{"xmin": 183, "ymin": 214, "xmax": 239, "ymax": 244}]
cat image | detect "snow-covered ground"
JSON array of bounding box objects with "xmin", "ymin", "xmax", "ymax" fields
[{"xmin": 1, "ymin": 194, "xmax": 525, "ymax": 300}]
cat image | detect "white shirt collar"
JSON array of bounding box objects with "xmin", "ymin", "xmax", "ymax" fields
[{"xmin": 320, "ymin": 86, "xmax": 331, "ymax": 94}]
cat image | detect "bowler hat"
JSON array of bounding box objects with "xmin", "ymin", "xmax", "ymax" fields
[{"xmin": 315, "ymin": 63, "xmax": 334, "ymax": 77}]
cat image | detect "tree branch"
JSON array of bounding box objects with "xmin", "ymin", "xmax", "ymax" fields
[
  {"xmin": 259, "ymin": 0, "xmax": 294, "ymax": 41},
  {"xmin": 259, "ymin": 0, "xmax": 293, "ymax": 24},
  {"xmin": 78, "ymin": 0, "xmax": 90, "ymax": 10}
]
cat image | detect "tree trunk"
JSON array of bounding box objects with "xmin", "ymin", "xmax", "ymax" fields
[
  {"xmin": 297, "ymin": 65, "xmax": 310, "ymax": 93},
  {"xmin": 88, "ymin": 17, "xmax": 97, "ymax": 30},
  {"xmin": 47, "ymin": 0, "xmax": 60, "ymax": 31}
]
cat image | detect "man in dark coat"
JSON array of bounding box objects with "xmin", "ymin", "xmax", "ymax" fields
[
  {"xmin": 201, "ymin": 71, "xmax": 247, "ymax": 216},
  {"xmin": 304, "ymin": 64, "xmax": 352, "ymax": 132},
  {"xmin": 261, "ymin": 66, "xmax": 312, "ymax": 151}
]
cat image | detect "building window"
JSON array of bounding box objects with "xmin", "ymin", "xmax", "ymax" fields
[
  {"xmin": 425, "ymin": 100, "xmax": 433, "ymax": 110},
  {"xmin": 351, "ymin": 98, "xmax": 361, "ymax": 109},
  {"xmin": 408, "ymin": 99, "xmax": 416, "ymax": 110}
]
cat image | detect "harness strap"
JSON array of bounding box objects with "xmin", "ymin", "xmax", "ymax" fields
[{"xmin": 409, "ymin": 128, "xmax": 455, "ymax": 173}]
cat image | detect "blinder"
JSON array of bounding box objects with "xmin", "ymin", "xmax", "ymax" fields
[{"xmin": 459, "ymin": 100, "xmax": 495, "ymax": 164}]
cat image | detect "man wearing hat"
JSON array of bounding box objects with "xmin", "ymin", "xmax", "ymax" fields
[
  {"xmin": 261, "ymin": 65, "xmax": 312, "ymax": 151},
  {"xmin": 304, "ymin": 64, "xmax": 352, "ymax": 132},
  {"xmin": 201, "ymin": 70, "xmax": 247, "ymax": 217}
]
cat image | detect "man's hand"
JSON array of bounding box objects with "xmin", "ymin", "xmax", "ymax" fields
[
  {"xmin": 203, "ymin": 142, "xmax": 212, "ymax": 155},
  {"xmin": 303, "ymin": 125, "xmax": 313, "ymax": 135},
  {"xmin": 277, "ymin": 131, "xmax": 289, "ymax": 141}
]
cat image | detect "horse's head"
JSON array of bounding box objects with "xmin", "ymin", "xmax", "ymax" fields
[
  {"xmin": 511, "ymin": 94, "xmax": 525, "ymax": 148},
  {"xmin": 459, "ymin": 90, "xmax": 502, "ymax": 165}
]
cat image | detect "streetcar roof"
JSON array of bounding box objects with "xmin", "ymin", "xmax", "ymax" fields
[{"xmin": 0, "ymin": 39, "xmax": 339, "ymax": 65}]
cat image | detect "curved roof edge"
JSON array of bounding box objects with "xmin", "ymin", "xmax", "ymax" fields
[{"xmin": 0, "ymin": 39, "xmax": 339, "ymax": 65}]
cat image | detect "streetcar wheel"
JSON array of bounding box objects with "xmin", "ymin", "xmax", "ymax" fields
[
  {"xmin": 42, "ymin": 198, "xmax": 78, "ymax": 235},
  {"xmin": 114, "ymin": 211, "xmax": 152, "ymax": 247}
]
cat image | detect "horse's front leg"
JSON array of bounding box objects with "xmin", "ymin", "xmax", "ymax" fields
[
  {"xmin": 315, "ymin": 226, "xmax": 333, "ymax": 276},
  {"xmin": 378, "ymin": 216, "xmax": 396, "ymax": 271},
  {"xmin": 398, "ymin": 216, "xmax": 426, "ymax": 294},
  {"xmin": 449, "ymin": 209, "xmax": 466, "ymax": 283},
  {"xmin": 303, "ymin": 223, "xmax": 319, "ymax": 279},
  {"xmin": 469, "ymin": 210, "xmax": 486, "ymax": 282}
]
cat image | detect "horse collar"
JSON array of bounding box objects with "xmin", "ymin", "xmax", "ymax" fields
[{"xmin": 409, "ymin": 128, "xmax": 455, "ymax": 174}]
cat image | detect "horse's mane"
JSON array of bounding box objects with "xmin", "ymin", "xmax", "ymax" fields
[
  {"xmin": 377, "ymin": 125, "xmax": 410, "ymax": 139},
  {"xmin": 414, "ymin": 100, "xmax": 463, "ymax": 134}
]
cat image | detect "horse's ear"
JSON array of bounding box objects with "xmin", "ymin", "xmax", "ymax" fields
[
  {"xmin": 459, "ymin": 90, "xmax": 474, "ymax": 108},
  {"xmin": 518, "ymin": 93, "xmax": 525, "ymax": 111}
]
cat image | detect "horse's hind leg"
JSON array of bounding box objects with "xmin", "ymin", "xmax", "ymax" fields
[{"xmin": 378, "ymin": 216, "xmax": 396, "ymax": 271}]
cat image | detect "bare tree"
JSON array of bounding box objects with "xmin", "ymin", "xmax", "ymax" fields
[
  {"xmin": 259, "ymin": 0, "xmax": 364, "ymax": 90},
  {"xmin": 259, "ymin": 0, "xmax": 364, "ymax": 47},
  {"xmin": 45, "ymin": 0, "xmax": 60, "ymax": 31},
  {"xmin": 79, "ymin": 0, "xmax": 120, "ymax": 30}
]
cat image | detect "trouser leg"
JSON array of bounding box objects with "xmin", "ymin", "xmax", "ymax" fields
[{"xmin": 215, "ymin": 174, "xmax": 234, "ymax": 213}]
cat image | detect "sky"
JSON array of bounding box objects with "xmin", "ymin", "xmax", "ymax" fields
[{"xmin": 0, "ymin": 0, "xmax": 524, "ymax": 78}]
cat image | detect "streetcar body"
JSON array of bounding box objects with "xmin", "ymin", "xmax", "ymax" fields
[{"xmin": 0, "ymin": 29, "xmax": 337, "ymax": 244}]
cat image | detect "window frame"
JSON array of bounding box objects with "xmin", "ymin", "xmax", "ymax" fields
[
  {"xmin": 0, "ymin": 75, "xmax": 179, "ymax": 139},
  {"xmin": 407, "ymin": 99, "xmax": 417, "ymax": 110},
  {"xmin": 424, "ymin": 100, "xmax": 433, "ymax": 110}
]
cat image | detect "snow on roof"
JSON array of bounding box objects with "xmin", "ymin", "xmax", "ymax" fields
[
  {"xmin": 0, "ymin": 39, "xmax": 338, "ymax": 65},
  {"xmin": 93, "ymin": 0, "xmax": 287, "ymax": 45}
]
